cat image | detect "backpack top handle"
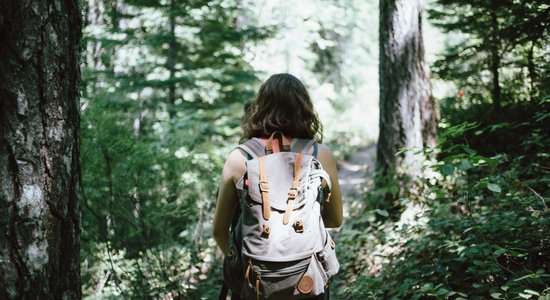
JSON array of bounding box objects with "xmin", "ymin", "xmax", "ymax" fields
[{"xmin": 265, "ymin": 131, "xmax": 291, "ymax": 154}]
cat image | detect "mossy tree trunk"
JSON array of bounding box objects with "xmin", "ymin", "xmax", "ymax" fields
[
  {"xmin": 0, "ymin": 0, "xmax": 82, "ymax": 298},
  {"xmin": 376, "ymin": 0, "xmax": 438, "ymax": 196}
]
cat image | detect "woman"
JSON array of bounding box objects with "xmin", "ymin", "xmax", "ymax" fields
[{"xmin": 213, "ymin": 73, "xmax": 343, "ymax": 299}]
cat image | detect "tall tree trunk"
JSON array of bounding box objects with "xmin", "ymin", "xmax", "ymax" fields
[
  {"xmin": 490, "ymin": 9, "xmax": 501, "ymax": 110},
  {"xmin": 376, "ymin": 0, "xmax": 438, "ymax": 189},
  {"xmin": 0, "ymin": 1, "xmax": 82, "ymax": 299},
  {"xmin": 526, "ymin": 42, "xmax": 537, "ymax": 99},
  {"xmin": 167, "ymin": 0, "xmax": 177, "ymax": 119}
]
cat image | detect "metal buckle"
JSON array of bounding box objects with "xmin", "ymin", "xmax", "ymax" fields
[
  {"xmin": 259, "ymin": 180, "xmax": 269, "ymax": 192},
  {"xmin": 288, "ymin": 188, "xmax": 298, "ymax": 199}
]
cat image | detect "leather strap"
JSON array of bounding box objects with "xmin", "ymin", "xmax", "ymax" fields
[
  {"xmin": 265, "ymin": 131, "xmax": 290, "ymax": 154},
  {"xmin": 258, "ymin": 156, "xmax": 270, "ymax": 220},
  {"xmin": 283, "ymin": 153, "xmax": 303, "ymax": 224},
  {"xmin": 245, "ymin": 260, "xmax": 252, "ymax": 284},
  {"xmin": 255, "ymin": 275, "xmax": 261, "ymax": 300}
]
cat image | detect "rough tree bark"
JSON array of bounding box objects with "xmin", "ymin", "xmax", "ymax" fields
[
  {"xmin": 0, "ymin": 1, "xmax": 82, "ymax": 299},
  {"xmin": 376, "ymin": 0, "xmax": 438, "ymax": 185}
]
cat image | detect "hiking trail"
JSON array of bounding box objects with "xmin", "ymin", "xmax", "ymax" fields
[{"xmin": 337, "ymin": 144, "xmax": 377, "ymax": 216}]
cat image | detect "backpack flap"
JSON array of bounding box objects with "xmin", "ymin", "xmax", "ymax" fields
[
  {"xmin": 242, "ymin": 152, "xmax": 324, "ymax": 262},
  {"xmin": 246, "ymin": 152, "xmax": 313, "ymax": 212}
]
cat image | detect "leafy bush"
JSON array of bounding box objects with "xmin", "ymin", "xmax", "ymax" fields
[{"xmin": 334, "ymin": 101, "xmax": 550, "ymax": 299}]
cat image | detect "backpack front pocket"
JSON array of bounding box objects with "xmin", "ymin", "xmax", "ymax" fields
[{"xmin": 241, "ymin": 255, "xmax": 327, "ymax": 300}]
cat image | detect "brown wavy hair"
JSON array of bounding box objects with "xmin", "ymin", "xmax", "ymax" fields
[{"xmin": 241, "ymin": 73, "xmax": 323, "ymax": 142}]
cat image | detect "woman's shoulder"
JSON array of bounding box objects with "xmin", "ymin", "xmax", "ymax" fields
[
  {"xmin": 316, "ymin": 142, "xmax": 331, "ymax": 153},
  {"xmin": 222, "ymin": 148, "xmax": 247, "ymax": 183},
  {"xmin": 226, "ymin": 147, "xmax": 248, "ymax": 166}
]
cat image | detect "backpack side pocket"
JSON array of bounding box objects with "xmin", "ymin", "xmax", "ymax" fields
[
  {"xmin": 316, "ymin": 233, "xmax": 340, "ymax": 281},
  {"xmin": 223, "ymin": 234, "xmax": 244, "ymax": 295}
]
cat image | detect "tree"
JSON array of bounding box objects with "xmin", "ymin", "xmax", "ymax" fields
[
  {"xmin": 0, "ymin": 1, "xmax": 82, "ymax": 299},
  {"xmin": 376, "ymin": 0, "xmax": 438, "ymax": 195},
  {"xmin": 429, "ymin": 0, "xmax": 550, "ymax": 108},
  {"xmin": 79, "ymin": 0, "xmax": 270, "ymax": 297}
]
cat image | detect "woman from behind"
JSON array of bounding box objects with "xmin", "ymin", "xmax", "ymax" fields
[{"xmin": 214, "ymin": 73, "xmax": 343, "ymax": 299}]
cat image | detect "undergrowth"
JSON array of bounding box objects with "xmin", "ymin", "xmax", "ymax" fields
[{"xmin": 333, "ymin": 100, "xmax": 550, "ymax": 299}]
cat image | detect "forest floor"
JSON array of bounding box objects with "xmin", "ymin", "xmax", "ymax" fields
[{"xmin": 337, "ymin": 144, "xmax": 377, "ymax": 216}]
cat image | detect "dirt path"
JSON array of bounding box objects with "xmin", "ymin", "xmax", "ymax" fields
[{"xmin": 337, "ymin": 144, "xmax": 377, "ymax": 215}]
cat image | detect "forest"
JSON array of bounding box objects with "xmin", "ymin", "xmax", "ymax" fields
[{"xmin": 0, "ymin": 0, "xmax": 548, "ymax": 299}]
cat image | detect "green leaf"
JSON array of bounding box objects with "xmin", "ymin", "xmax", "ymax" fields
[
  {"xmin": 523, "ymin": 289, "xmax": 539, "ymax": 296},
  {"xmin": 442, "ymin": 164, "xmax": 455, "ymax": 175},
  {"xmin": 420, "ymin": 283, "xmax": 433, "ymax": 292},
  {"xmin": 490, "ymin": 293, "xmax": 503, "ymax": 299},
  {"xmin": 487, "ymin": 183, "xmax": 502, "ymax": 193},
  {"xmin": 494, "ymin": 248, "xmax": 507, "ymax": 256},
  {"xmin": 518, "ymin": 293, "xmax": 533, "ymax": 299},
  {"xmin": 396, "ymin": 147, "xmax": 408, "ymax": 155},
  {"xmin": 463, "ymin": 226, "xmax": 477, "ymax": 233},
  {"xmin": 459, "ymin": 159, "xmax": 473, "ymax": 171},
  {"xmin": 473, "ymin": 260, "xmax": 485, "ymax": 266},
  {"xmin": 376, "ymin": 209, "xmax": 389, "ymax": 217},
  {"xmin": 389, "ymin": 185, "xmax": 399, "ymax": 195},
  {"xmin": 463, "ymin": 146, "xmax": 477, "ymax": 155}
]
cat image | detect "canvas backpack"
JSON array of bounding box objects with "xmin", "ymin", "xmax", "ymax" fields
[{"xmin": 222, "ymin": 132, "xmax": 340, "ymax": 300}]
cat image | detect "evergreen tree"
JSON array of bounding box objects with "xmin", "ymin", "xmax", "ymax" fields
[
  {"xmin": 80, "ymin": 0, "xmax": 269, "ymax": 297},
  {"xmin": 429, "ymin": 0, "xmax": 550, "ymax": 109}
]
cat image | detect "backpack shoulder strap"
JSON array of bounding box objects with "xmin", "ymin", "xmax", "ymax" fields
[
  {"xmin": 240, "ymin": 138, "xmax": 318, "ymax": 158},
  {"xmin": 292, "ymin": 139, "xmax": 318, "ymax": 158},
  {"xmin": 291, "ymin": 138, "xmax": 309, "ymax": 153},
  {"xmin": 237, "ymin": 138, "xmax": 265, "ymax": 159}
]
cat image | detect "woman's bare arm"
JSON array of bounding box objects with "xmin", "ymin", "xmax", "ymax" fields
[
  {"xmin": 317, "ymin": 144, "xmax": 343, "ymax": 228},
  {"xmin": 212, "ymin": 149, "xmax": 246, "ymax": 253}
]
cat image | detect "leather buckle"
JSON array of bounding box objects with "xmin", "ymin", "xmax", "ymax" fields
[
  {"xmin": 261, "ymin": 224, "xmax": 271, "ymax": 238},
  {"xmin": 259, "ymin": 180, "xmax": 269, "ymax": 192},
  {"xmin": 294, "ymin": 219, "xmax": 304, "ymax": 233},
  {"xmin": 288, "ymin": 188, "xmax": 298, "ymax": 200}
]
